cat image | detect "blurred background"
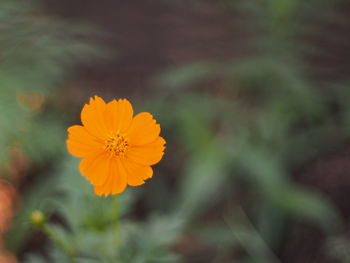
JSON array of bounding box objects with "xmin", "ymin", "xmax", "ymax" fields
[{"xmin": 1, "ymin": 0, "xmax": 350, "ymax": 262}]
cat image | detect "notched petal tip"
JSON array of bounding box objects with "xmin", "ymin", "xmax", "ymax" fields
[
  {"xmin": 145, "ymin": 166, "xmax": 154, "ymax": 179},
  {"xmin": 119, "ymin": 98, "xmax": 133, "ymax": 111},
  {"xmin": 94, "ymin": 186, "xmax": 108, "ymax": 197},
  {"xmin": 111, "ymin": 184, "xmax": 127, "ymax": 195},
  {"xmin": 95, "ymin": 95, "xmax": 106, "ymax": 105},
  {"xmin": 94, "ymin": 189, "xmax": 103, "ymax": 196},
  {"xmin": 159, "ymin": 136, "xmax": 166, "ymax": 146},
  {"xmin": 67, "ymin": 124, "xmax": 84, "ymax": 134},
  {"xmin": 86, "ymin": 95, "xmax": 106, "ymax": 106},
  {"xmin": 118, "ymin": 98, "xmax": 130, "ymax": 103}
]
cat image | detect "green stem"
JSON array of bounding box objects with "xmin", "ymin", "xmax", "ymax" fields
[
  {"xmin": 42, "ymin": 224, "xmax": 78, "ymax": 263},
  {"xmin": 113, "ymin": 195, "xmax": 121, "ymax": 249}
]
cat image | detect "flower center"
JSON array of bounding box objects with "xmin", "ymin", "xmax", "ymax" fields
[{"xmin": 105, "ymin": 134, "xmax": 129, "ymax": 156}]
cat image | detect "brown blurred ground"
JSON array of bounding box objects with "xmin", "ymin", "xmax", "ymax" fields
[{"xmin": 46, "ymin": 0, "xmax": 249, "ymax": 98}]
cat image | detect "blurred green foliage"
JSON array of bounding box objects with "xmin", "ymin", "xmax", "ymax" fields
[
  {"xmin": 2, "ymin": 0, "xmax": 350, "ymax": 262},
  {"xmin": 152, "ymin": 0, "xmax": 350, "ymax": 262},
  {"xmin": 0, "ymin": 0, "xmax": 101, "ymax": 166}
]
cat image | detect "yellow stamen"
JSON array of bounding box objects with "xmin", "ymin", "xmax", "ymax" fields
[{"xmin": 105, "ymin": 134, "xmax": 128, "ymax": 156}]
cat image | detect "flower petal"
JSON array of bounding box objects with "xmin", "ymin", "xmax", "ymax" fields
[
  {"xmin": 93, "ymin": 158, "xmax": 127, "ymax": 196},
  {"xmin": 127, "ymin": 112, "xmax": 160, "ymax": 146},
  {"xmin": 94, "ymin": 183, "xmax": 108, "ymax": 196},
  {"xmin": 81, "ymin": 96, "xmax": 109, "ymax": 139},
  {"xmin": 122, "ymin": 159, "xmax": 153, "ymax": 186},
  {"xmin": 79, "ymin": 151, "xmax": 111, "ymax": 186},
  {"xmin": 106, "ymin": 99, "xmax": 134, "ymax": 134},
  {"xmin": 126, "ymin": 136, "xmax": 165, "ymax": 165},
  {"xmin": 93, "ymin": 173, "xmax": 112, "ymax": 196},
  {"xmin": 111, "ymin": 159, "xmax": 127, "ymax": 194},
  {"xmin": 66, "ymin": 125, "xmax": 104, "ymax": 158}
]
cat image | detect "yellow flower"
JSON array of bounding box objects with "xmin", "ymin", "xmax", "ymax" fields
[{"xmin": 66, "ymin": 96, "xmax": 166, "ymax": 196}]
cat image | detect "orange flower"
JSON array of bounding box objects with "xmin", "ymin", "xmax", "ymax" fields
[{"xmin": 66, "ymin": 96, "xmax": 165, "ymax": 196}]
